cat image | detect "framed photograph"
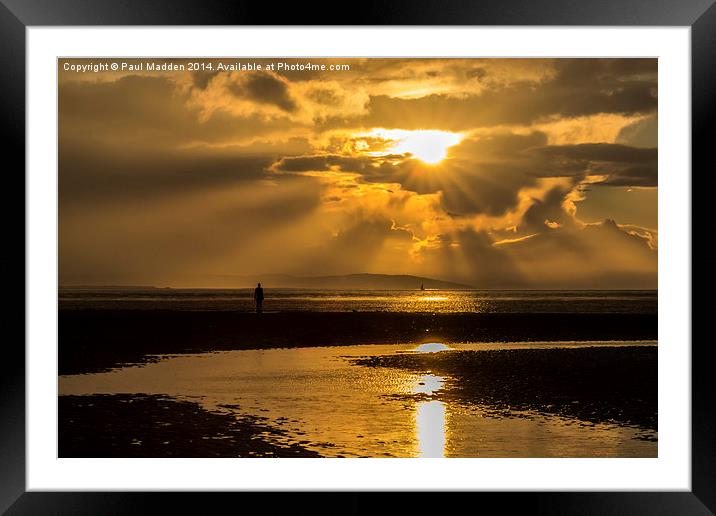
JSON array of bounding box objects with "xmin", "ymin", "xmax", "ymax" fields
[{"xmin": 5, "ymin": 0, "xmax": 712, "ymax": 513}]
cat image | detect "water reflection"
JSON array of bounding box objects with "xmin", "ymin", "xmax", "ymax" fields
[
  {"xmin": 417, "ymin": 400, "xmax": 446, "ymax": 457},
  {"xmin": 391, "ymin": 293, "xmax": 487, "ymax": 313},
  {"xmin": 415, "ymin": 374, "xmax": 447, "ymax": 457},
  {"xmin": 414, "ymin": 342, "xmax": 451, "ymax": 353},
  {"xmin": 414, "ymin": 374, "xmax": 444, "ymax": 395}
]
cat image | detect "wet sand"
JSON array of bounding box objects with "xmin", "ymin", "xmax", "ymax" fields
[
  {"xmin": 59, "ymin": 394, "xmax": 321, "ymax": 457},
  {"xmin": 59, "ymin": 309, "xmax": 657, "ymax": 374},
  {"xmin": 354, "ymin": 346, "xmax": 657, "ymax": 430},
  {"xmin": 59, "ymin": 309, "xmax": 657, "ymax": 457},
  {"xmin": 59, "ymin": 344, "xmax": 657, "ymax": 458}
]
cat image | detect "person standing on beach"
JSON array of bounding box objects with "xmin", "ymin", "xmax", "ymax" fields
[{"xmin": 253, "ymin": 282, "xmax": 264, "ymax": 314}]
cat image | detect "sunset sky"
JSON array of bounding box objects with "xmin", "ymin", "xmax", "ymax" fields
[{"xmin": 59, "ymin": 58, "xmax": 657, "ymax": 288}]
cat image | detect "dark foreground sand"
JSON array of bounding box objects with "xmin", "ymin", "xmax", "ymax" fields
[
  {"xmin": 59, "ymin": 310, "xmax": 657, "ymax": 457},
  {"xmin": 59, "ymin": 309, "xmax": 657, "ymax": 374},
  {"xmin": 354, "ymin": 346, "xmax": 657, "ymax": 431},
  {"xmin": 59, "ymin": 394, "xmax": 321, "ymax": 458}
]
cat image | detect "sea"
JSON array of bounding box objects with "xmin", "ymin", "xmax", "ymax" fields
[{"xmin": 59, "ymin": 288, "xmax": 657, "ymax": 313}]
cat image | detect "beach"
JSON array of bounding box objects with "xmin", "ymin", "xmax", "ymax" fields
[
  {"xmin": 354, "ymin": 346, "xmax": 657, "ymax": 430},
  {"xmin": 58, "ymin": 305, "xmax": 658, "ymax": 458},
  {"xmin": 59, "ymin": 309, "xmax": 657, "ymax": 375},
  {"xmin": 59, "ymin": 394, "xmax": 322, "ymax": 458}
]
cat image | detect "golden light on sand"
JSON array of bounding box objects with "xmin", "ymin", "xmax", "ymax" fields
[{"xmin": 369, "ymin": 129, "xmax": 463, "ymax": 164}]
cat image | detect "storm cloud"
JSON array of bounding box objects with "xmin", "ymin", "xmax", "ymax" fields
[{"xmin": 58, "ymin": 58, "xmax": 658, "ymax": 288}]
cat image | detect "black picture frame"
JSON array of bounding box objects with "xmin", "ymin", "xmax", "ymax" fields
[{"xmin": 3, "ymin": 0, "xmax": 712, "ymax": 513}]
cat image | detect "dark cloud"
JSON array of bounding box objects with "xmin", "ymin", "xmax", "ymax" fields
[
  {"xmin": 530, "ymin": 143, "xmax": 657, "ymax": 186},
  {"xmin": 60, "ymin": 75, "xmax": 297, "ymax": 148},
  {"xmin": 617, "ymin": 115, "xmax": 658, "ymax": 148},
  {"xmin": 532, "ymin": 143, "xmax": 656, "ymax": 163},
  {"xmin": 307, "ymin": 88, "xmax": 342, "ymax": 105},
  {"xmin": 60, "ymin": 143, "xmax": 276, "ymax": 203},
  {"xmin": 493, "ymin": 218, "xmax": 657, "ymax": 288},
  {"xmin": 60, "ymin": 75, "xmax": 191, "ymax": 137},
  {"xmin": 465, "ymin": 67, "xmax": 488, "ymax": 80},
  {"xmin": 229, "ymin": 72, "xmax": 297, "ymax": 112},
  {"xmin": 520, "ymin": 183, "xmax": 578, "ymax": 232},
  {"xmin": 275, "ymin": 154, "xmax": 378, "ymax": 174},
  {"xmin": 454, "ymin": 132, "xmax": 549, "ymax": 157},
  {"xmin": 416, "ymin": 229, "xmax": 526, "ymax": 288},
  {"xmin": 436, "ymin": 163, "xmax": 536, "ymax": 217},
  {"xmin": 191, "ymin": 70, "xmax": 220, "ymax": 90},
  {"xmin": 295, "ymin": 217, "xmax": 414, "ymax": 276},
  {"xmin": 320, "ymin": 58, "xmax": 657, "ymax": 131}
]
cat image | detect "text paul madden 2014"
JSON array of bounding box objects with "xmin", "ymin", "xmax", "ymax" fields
[{"xmin": 62, "ymin": 61, "xmax": 351, "ymax": 73}]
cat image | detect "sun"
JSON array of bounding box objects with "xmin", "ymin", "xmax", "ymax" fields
[
  {"xmin": 367, "ymin": 129, "xmax": 463, "ymax": 165},
  {"xmin": 392, "ymin": 130, "xmax": 463, "ymax": 164}
]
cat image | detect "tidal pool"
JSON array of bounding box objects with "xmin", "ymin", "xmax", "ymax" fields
[{"xmin": 59, "ymin": 342, "xmax": 657, "ymax": 458}]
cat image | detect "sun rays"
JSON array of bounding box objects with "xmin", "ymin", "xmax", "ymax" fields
[{"xmin": 363, "ymin": 128, "xmax": 464, "ymax": 165}]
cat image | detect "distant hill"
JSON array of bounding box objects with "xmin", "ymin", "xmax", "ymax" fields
[
  {"xmin": 59, "ymin": 273, "xmax": 475, "ymax": 290},
  {"xmin": 214, "ymin": 273, "xmax": 474, "ymax": 290},
  {"xmin": 59, "ymin": 285, "xmax": 160, "ymax": 290}
]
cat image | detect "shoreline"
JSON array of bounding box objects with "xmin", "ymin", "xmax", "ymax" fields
[
  {"xmin": 60, "ymin": 309, "xmax": 657, "ymax": 375},
  {"xmin": 354, "ymin": 346, "xmax": 658, "ymax": 430}
]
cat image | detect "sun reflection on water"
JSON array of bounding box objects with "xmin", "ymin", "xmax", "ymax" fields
[
  {"xmin": 414, "ymin": 374, "xmax": 445, "ymax": 395},
  {"xmin": 415, "ymin": 374, "xmax": 447, "ymax": 457},
  {"xmin": 414, "ymin": 342, "xmax": 451, "ymax": 353},
  {"xmin": 391, "ymin": 292, "xmax": 486, "ymax": 313},
  {"xmin": 420, "ymin": 296, "xmax": 449, "ymax": 302},
  {"xmin": 417, "ymin": 401, "xmax": 446, "ymax": 457}
]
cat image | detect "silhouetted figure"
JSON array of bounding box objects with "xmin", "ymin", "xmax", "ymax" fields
[{"xmin": 254, "ymin": 282, "xmax": 264, "ymax": 313}]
